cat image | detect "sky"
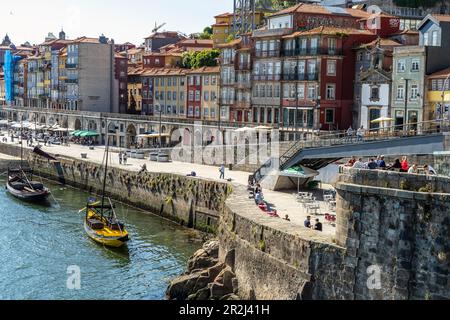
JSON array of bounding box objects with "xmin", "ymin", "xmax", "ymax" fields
[{"xmin": 0, "ymin": 0, "xmax": 231, "ymax": 46}]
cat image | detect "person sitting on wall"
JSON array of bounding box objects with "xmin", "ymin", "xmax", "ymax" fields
[
  {"xmin": 408, "ymin": 164, "xmax": 418, "ymax": 174},
  {"xmin": 387, "ymin": 159, "xmax": 402, "ymax": 171},
  {"xmin": 314, "ymin": 219, "xmax": 323, "ymax": 232},
  {"xmin": 424, "ymin": 164, "xmax": 437, "ymax": 175},
  {"xmin": 345, "ymin": 156, "xmax": 357, "ymax": 167},
  {"xmin": 377, "ymin": 155, "xmax": 386, "ymax": 169},
  {"xmin": 367, "ymin": 158, "xmax": 378, "ymax": 170},
  {"xmin": 139, "ymin": 164, "xmax": 147, "ymax": 174},
  {"xmin": 304, "ymin": 216, "xmax": 312, "ymax": 228}
]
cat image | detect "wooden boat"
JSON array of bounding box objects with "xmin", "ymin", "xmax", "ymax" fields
[
  {"xmin": 80, "ymin": 119, "xmax": 130, "ymax": 248},
  {"xmin": 82, "ymin": 201, "xmax": 129, "ymax": 248},
  {"xmin": 6, "ymin": 168, "xmax": 51, "ymax": 202}
]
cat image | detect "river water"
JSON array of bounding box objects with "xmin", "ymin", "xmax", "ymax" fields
[{"xmin": 0, "ymin": 177, "xmax": 202, "ymax": 300}]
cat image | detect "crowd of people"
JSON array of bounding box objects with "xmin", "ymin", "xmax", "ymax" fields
[{"xmin": 345, "ymin": 155, "xmax": 437, "ymax": 175}]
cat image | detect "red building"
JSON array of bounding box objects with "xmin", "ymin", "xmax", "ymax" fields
[{"xmin": 186, "ymin": 72, "xmax": 202, "ymax": 119}]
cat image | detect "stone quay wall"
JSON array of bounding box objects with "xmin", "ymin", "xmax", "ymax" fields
[
  {"xmin": 1, "ymin": 142, "xmax": 448, "ymax": 300},
  {"xmin": 335, "ymin": 168, "xmax": 449, "ymax": 300},
  {"xmin": 0, "ymin": 143, "xmax": 230, "ymax": 233}
]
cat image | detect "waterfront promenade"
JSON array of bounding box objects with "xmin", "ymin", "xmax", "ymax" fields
[{"xmin": 0, "ymin": 138, "xmax": 336, "ymax": 235}]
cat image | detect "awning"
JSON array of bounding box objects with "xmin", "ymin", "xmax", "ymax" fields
[
  {"xmin": 79, "ymin": 131, "xmax": 99, "ymax": 138},
  {"xmin": 280, "ymin": 165, "xmax": 319, "ymax": 179}
]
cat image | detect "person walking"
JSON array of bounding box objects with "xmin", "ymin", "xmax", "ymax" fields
[
  {"xmin": 119, "ymin": 152, "xmax": 123, "ymax": 165},
  {"xmin": 345, "ymin": 126, "xmax": 353, "ymax": 143},
  {"xmin": 123, "ymin": 153, "xmax": 128, "ymax": 166},
  {"xmin": 356, "ymin": 126, "xmax": 365, "ymax": 142},
  {"xmin": 219, "ymin": 164, "xmax": 225, "ymax": 180}
]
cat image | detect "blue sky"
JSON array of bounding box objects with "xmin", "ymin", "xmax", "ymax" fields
[{"xmin": 1, "ymin": 0, "xmax": 231, "ymax": 46}]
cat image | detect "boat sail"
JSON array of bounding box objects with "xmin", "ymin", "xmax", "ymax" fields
[{"xmin": 80, "ymin": 121, "xmax": 129, "ymax": 248}]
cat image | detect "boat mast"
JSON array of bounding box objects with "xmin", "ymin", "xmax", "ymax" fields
[
  {"xmin": 100, "ymin": 119, "xmax": 109, "ymax": 218},
  {"xmin": 20, "ymin": 118, "xmax": 23, "ymax": 168}
]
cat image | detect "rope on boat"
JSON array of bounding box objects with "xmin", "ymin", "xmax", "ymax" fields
[{"xmin": 36, "ymin": 171, "xmax": 61, "ymax": 209}]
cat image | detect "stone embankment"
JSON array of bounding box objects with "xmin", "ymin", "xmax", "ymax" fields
[
  {"xmin": 166, "ymin": 239, "xmax": 240, "ymax": 300},
  {"xmin": 0, "ymin": 141, "xmax": 448, "ymax": 300}
]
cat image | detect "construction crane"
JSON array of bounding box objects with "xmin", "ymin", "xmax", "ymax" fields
[{"xmin": 152, "ymin": 22, "xmax": 166, "ymax": 33}]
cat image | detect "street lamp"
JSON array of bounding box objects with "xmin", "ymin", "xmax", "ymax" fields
[
  {"xmin": 440, "ymin": 74, "xmax": 450, "ymax": 123},
  {"xmin": 400, "ymin": 77, "xmax": 410, "ymax": 135}
]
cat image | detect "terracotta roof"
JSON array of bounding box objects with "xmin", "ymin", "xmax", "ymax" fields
[
  {"xmin": 270, "ymin": 3, "xmax": 370, "ymax": 19},
  {"xmin": 186, "ymin": 66, "xmax": 220, "ymax": 74},
  {"xmin": 357, "ymin": 38, "xmax": 402, "ymax": 49},
  {"xmin": 391, "ymin": 29, "xmax": 419, "ymax": 36},
  {"xmin": 212, "ymin": 22, "xmax": 231, "ymax": 27},
  {"xmin": 144, "ymin": 31, "xmax": 184, "ymax": 40},
  {"xmin": 283, "ymin": 26, "xmax": 374, "ymax": 39},
  {"xmin": 141, "ymin": 67, "xmax": 187, "ymax": 76},
  {"xmin": 430, "ymin": 14, "xmax": 450, "ymax": 23},
  {"xmin": 214, "ymin": 12, "xmax": 234, "ymax": 18},
  {"xmin": 217, "ymin": 38, "xmax": 242, "ymax": 48},
  {"xmin": 428, "ymin": 66, "xmax": 450, "ymax": 79}
]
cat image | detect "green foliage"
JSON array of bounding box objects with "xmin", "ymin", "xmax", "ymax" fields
[
  {"xmin": 259, "ymin": 239, "xmax": 266, "ymax": 252},
  {"xmin": 182, "ymin": 49, "xmax": 220, "ymax": 69},
  {"xmin": 225, "ymin": 34, "xmax": 236, "ymax": 43},
  {"xmin": 418, "ymin": 183, "xmax": 433, "ymax": 193},
  {"xmin": 259, "ymin": 0, "xmax": 300, "ymax": 10}
]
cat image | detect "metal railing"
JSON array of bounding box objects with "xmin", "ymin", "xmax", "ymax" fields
[
  {"xmin": 279, "ymin": 119, "xmax": 450, "ymax": 169},
  {"xmin": 282, "ymin": 47, "xmax": 343, "ymax": 57}
]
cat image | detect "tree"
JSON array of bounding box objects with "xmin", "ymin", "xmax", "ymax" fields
[
  {"xmin": 182, "ymin": 49, "xmax": 221, "ymax": 69},
  {"xmin": 198, "ymin": 26, "xmax": 213, "ymax": 40}
]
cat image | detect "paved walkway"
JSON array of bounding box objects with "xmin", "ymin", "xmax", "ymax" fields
[{"xmin": 0, "ymin": 133, "xmax": 336, "ymax": 235}]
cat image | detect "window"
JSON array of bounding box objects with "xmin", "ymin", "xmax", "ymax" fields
[
  {"xmin": 326, "ymin": 84, "xmax": 335, "ymax": 100},
  {"xmin": 397, "ymin": 60, "xmax": 406, "ymax": 72},
  {"xmin": 325, "ymin": 109, "xmax": 334, "ymax": 124},
  {"xmin": 423, "ymin": 32, "xmax": 429, "ymax": 46},
  {"xmin": 173, "ymin": 91, "xmax": 177, "ymax": 100},
  {"xmin": 195, "ymin": 106, "xmax": 200, "ymax": 117},
  {"xmin": 411, "ymin": 60, "xmax": 420, "ymax": 72},
  {"xmin": 370, "ymin": 86, "xmax": 380, "ymax": 101},
  {"xmin": 307, "ymin": 84, "xmax": 316, "ymax": 100},
  {"xmin": 167, "ymin": 91, "xmax": 171, "ymax": 100},
  {"xmin": 327, "ymin": 60, "xmax": 336, "ymax": 76},
  {"xmin": 204, "ymin": 76, "xmax": 209, "ymax": 85},
  {"xmin": 328, "ymin": 38, "xmax": 337, "ymax": 55},
  {"xmin": 204, "ymin": 91, "xmax": 209, "ymax": 101},
  {"xmin": 195, "ymin": 90, "xmax": 201, "ymax": 101},
  {"xmin": 410, "ymin": 84, "xmax": 419, "ymax": 100},
  {"xmin": 432, "ymin": 30, "xmax": 439, "ymax": 46},
  {"xmin": 195, "ymin": 76, "xmax": 201, "ymax": 86},
  {"xmin": 298, "ymin": 84, "xmax": 305, "ymax": 99},
  {"xmin": 397, "ymin": 85, "xmax": 405, "ymax": 100},
  {"xmin": 188, "ymin": 106, "xmax": 194, "ymax": 116},
  {"xmin": 188, "ymin": 90, "xmax": 194, "ymax": 101}
]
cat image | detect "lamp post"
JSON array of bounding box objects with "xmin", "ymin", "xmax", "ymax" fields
[
  {"xmin": 401, "ymin": 77, "xmax": 410, "ymax": 135},
  {"xmin": 440, "ymin": 74, "xmax": 450, "ymax": 124}
]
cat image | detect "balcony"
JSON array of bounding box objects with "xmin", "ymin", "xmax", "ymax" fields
[
  {"xmin": 282, "ymin": 47, "xmax": 343, "ymax": 57},
  {"xmin": 237, "ymin": 62, "xmax": 251, "ymax": 70},
  {"xmin": 252, "ymin": 74, "xmax": 281, "ymax": 81},
  {"xmin": 255, "ymin": 50, "xmax": 280, "ymax": 58},
  {"xmin": 253, "ymin": 27, "xmax": 292, "ymax": 38},
  {"xmin": 65, "ymin": 63, "xmax": 78, "ymax": 69},
  {"xmin": 282, "ymin": 73, "xmax": 318, "ymax": 81},
  {"xmin": 65, "ymin": 78, "xmax": 78, "ymax": 84}
]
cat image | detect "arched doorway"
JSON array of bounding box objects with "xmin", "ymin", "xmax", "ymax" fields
[
  {"xmin": 74, "ymin": 119, "xmax": 82, "ymax": 130},
  {"xmin": 107, "ymin": 122, "xmax": 118, "ymax": 147},
  {"xmin": 183, "ymin": 128, "xmax": 191, "ymax": 146},
  {"xmin": 40, "ymin": 116, "xmax": 46, "ymax": 124},
  {"xmin": 88, "ymin": 120, "xmax": 97, "ymax": 131},
  {"xmin": 126, "ymin": 124, "xmax": 137, "ymax": 148}
]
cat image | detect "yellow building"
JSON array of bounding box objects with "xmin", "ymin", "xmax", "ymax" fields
[
  {"xmin": 127, "ymin": 66, "xmax": 143, "ymax": 114},
  {"xmin": 186, "ymin": 66, "xmax": 220, "ymax": 121},
  {"xmin": 212, "ymin": 13, "xmax": 234, "ymax": 46},
  {"xmin": 426, "ymin": 67, "xmax": 450, "ymax": 121},
  {"xmin": 152, "ymin": 68, "xmax": 187, "ymax": 119},
  {"xmin": 212, "ymin": 12, "xmax": 265, "ymax": 46}
]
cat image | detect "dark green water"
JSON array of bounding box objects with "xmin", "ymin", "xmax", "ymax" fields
[{"xmin": 0, "ymin": 177, "xmax": 202, "ymax": 300}]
